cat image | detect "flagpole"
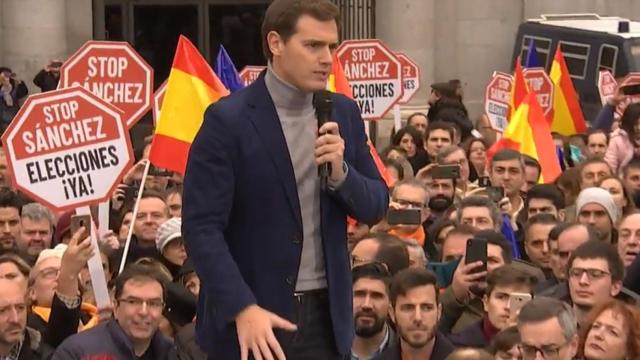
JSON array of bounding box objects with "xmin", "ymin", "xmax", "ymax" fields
[{"xmin": 118, "ymin": 159, "xmax": 151, "ymax": 274}]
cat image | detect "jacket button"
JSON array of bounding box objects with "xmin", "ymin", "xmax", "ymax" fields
[
  {"xmin": 292, "ymin": 233, "xmax": 302, "ymax": 244},
  {"xmin": 286, "ymin": 276, "xmax": 295, "ymax": 285}
]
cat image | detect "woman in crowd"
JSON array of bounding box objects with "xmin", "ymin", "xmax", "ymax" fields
[
  {"xmin": 598, "ymin": 176, "xmax": 636, "ymax": 217},
  {"xmin": 465, "ymin": 137, "xmax": 489, "ymax": 183},
  {"xmin": 579, "ymin": 300, "xmax": 640, "ymax": 360},
  {"xmin": 391, "ymin": 125, "xmax": 429, "ymax": 174},
  {"xmin": 605, "ymin": 103, "xmax": 640, "ymax": 175}
]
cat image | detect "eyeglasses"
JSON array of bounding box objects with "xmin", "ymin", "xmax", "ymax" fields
[
  {"xmin": 521, "ymin": 341, "xmax": 568, "ymax": 359},
  {"xmin": 395, "ymin": 199, "xmax": 425, "ymax": 208},
  {"xmin": 118, "ymin": 297, "xmax": 164, "ymax": 310},
  {"xmin": 37, "ymin": 267, "xmax": 60, "ymax": 280},
  {"xmin": 568, "ymin": 267, "xmax": 611, "ymax": 280}
]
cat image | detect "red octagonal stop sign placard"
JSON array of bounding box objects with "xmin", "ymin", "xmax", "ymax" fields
[
  {"xmin": 395, "ymin": 52, "xmax": 421, "ymax": 104},
  {"xmin": 336, "ymin": 39, "xmax": 403, "ymax": 120},
  {"xmin": 60, "ymin": 40, "xmax": 154, "ymax": 128},
  {"xmin": 523, "ymin": 68, "xmax": 554, "ymax": 118},
  {"xmin": 239, "ymin": 66, "xmax": 266, "ymax": 87},
  {"xmin": 1, "ymin": 86, "xmax": 134, "ymax": 212}
]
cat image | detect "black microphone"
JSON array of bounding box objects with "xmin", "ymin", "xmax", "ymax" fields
[{"xmin": 313, "ymin": 90, "xmax": 333, "ymax": 191}]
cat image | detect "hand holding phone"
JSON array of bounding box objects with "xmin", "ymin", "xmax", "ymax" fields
[
  {"xmin": 465, "ymin": 238, "xmax": 487, "ymax": 274},
  {"xmin": 70, "ymin": 214, "xmax": 91, "ymax": 241},
  {"xmin": 386, "ymin": 208, "xmax": 422, "ymax": 225}
]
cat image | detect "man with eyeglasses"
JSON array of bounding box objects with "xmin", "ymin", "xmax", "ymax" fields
[
  {"xmin": 382, "ymin": 179, "xmax": 431, "ymax": 248},
  {"xmin": 566, "ymin": 241, "xmax": 633, "ymax": 323},
  {"xmin": 53, "ymin": 264, "xmax": 176, "ymax": 359},
  {"xmin": 517, "ymin": 297, "xmax": 579, "ymax": 360},
  {"xmin": 435, "ymin": 145, "xmax": 475, "ymax": 195},
  {"xmin": 350, "ymin": 263, "xmax": 394, "ymax": 360}
]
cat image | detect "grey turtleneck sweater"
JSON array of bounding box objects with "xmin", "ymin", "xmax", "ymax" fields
[{"xmin": 264, "ymin": 67, "xmax": 326, "ymax": 291}]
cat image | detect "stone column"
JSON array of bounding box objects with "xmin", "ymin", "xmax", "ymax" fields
[
  {"xmin": 375, "ymin": 0, "xmax": 435, "ymax": 148},
  {"xmin": 2, "ymin": 0, "xmax": 67, "ymax": 91}
]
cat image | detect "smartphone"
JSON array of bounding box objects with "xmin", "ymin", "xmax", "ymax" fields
[
  {"xmin": 70, "ymin": 214, "xmax": 91, "ymax": 240},
  {"xmin": 509, "ymin": 293, "xmax": 532, "ymax": 317},
  {"xmin": 431, "ymin": 165, "xmax": 461, "ymax": 180},
  {"xmin": 123, "ymin": 185, "xmax": 139, "ymax": 204},
  {"xmin": 149, "ymin": 166, "xmax": 172, "ymax": 177},
  {"xmin": 465, "ymin": 237, "xmax": 487, "ymax": 274},
  {"xmin": 622, "ymin": 84, "xmax": 640, "ymax": 95},
  {"xmin": 387, "ymin": 208, "xmax": 421, "ymax": 225},
  {"xmin": 478, "ymin": 176, "xmax": 491, "ymax": 188},
  {"xmin": 486, "ymin": 186, "xmax": 504, "ymax": 203}
]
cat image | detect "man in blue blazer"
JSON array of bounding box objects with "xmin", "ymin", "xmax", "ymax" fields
[{"xmin": 182, "ymin": 0, "xmax": 389, "ymax": 359}]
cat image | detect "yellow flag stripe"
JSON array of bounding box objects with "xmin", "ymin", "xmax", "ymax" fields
[{"xmin": 155, "ymin": 68, "xmax": 221, "ymax": 143}]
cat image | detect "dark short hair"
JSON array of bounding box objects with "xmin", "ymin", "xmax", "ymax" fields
[
  {"xmin": 392, "ymin": 126, "xmax": 424, "ymax": 150},
  {"xmin": 549, "ymin": 222, "xmax": 571, "ymax": 242},
  {"xmin": 261, "ymin": 0, "xmax": 340, "ymax": 61},
  {"xmin": 579, "ymin": 157, "xmax": 612, "ymax": 180},
  {"xmin": 114, "ymin": 263, "xmax": 167, "ymax": 301},
  {"xmin": 623, "ymin": 158, "xmax": 640, "ymax": 178},
  {"xmin": 389, "ymin": 267, "xmax": 439, "ymax": 306},
  {"xmin": 523, "ymin": 155, "xmax": 541, "ymax": 179},
  {"xmin": 457, "ymin": 196, "xmax": 502, "ymax": 228},
  {"xmin": 488, "ymin": 326, "xmax": 521, "ymax": 355},
  {"xmin": 526, "ymin": 213, "xmax": 559, "ymax": 235},
  {"xmin": 164, "ymin": 184, "xmax": 183, "ymax": 200},
  {"xmin": 352, "ymin": 262, "xmax": 392, "ymax": 294},
  {"xmin": 0, "ymin": 188, "xmax": 22, "ymax": 215},
  {"xmin": 490, "ymin": 149, "xmax": 524, "ymax": 170},
  {"xmin": 568, "ymin": 240, "xmax": 625, "ymax": 282},
  {"xmin": 620, "ymin": 103, "xmax": 640, "ymax": 143},
  {"xmin": 486, "ymin": 264, "xmax": 537, "ymax": 296},
  {"xmin": 358, "ymin": 233, "xmax": 410, "ymax": 276},
  {"xmin": 586, "ymin": 129, "xmax": 609, "ymax": 145},
  {"xmin": 476, "ymin": 230, "xmax": 513, "ymax": 264},
  {"xmin": 425, "ymin": 121, "xmax": 455, "ymax": 141},
  {"xmin": 525, "ymin": 184, "xmax": 565, "ymax": 211}
]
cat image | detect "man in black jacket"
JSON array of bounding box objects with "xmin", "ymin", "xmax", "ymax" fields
[
  {"xmin": 380, "ymin": 268, "xmax": 453, "ymax": 360},
  {"xmin": 0, "ymin": 278, "xmax": 53, "ymax": 359}
]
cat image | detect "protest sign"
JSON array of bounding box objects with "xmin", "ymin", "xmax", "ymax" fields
[
  {"xmin": 485, "ymin": 71, "xmax": 512, "ymax": 132},
  {"xmin": 239, "ymin": 66, "xmax": 266, "ymax": 87},
  {"xmin": 395, "ymin": 52, "xmax": 421, "ymax": 104},
  {"xmin": 2, "ymin": 86, "xmax": 133, "ymax": 212}
]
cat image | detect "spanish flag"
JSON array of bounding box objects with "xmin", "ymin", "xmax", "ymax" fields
[
  {"xmin": 510, "ymin": 58, "xmax": 528, "ymax": 120},
  {"xmin": 327, "ymin": 56, "xmax": 391, "ymax": 186},
  {"xmin": 149, "ymin": 36, "xmax": 230, "ymax": 174},
  {"xmin": 488, "ymin": 92, "xmax": 561, "ymax": 183},
  {"xmin": 549, "ymin": 47, "xmax": 587, "ymax": 135}
]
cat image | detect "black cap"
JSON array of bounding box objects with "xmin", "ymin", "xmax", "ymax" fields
[{"xmin": 430, "ymin": 82, "xmax": 457, "ymax": 98}]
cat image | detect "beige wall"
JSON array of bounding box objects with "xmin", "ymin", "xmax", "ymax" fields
[
  {"xmin": 375, "ymin": 0, "xmax": 640, "ymax": 147},
  {"xmin": 0, "ymin": 0, "xmax": 92, "ymax": 93}
]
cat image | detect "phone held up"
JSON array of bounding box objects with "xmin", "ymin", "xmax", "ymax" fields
[{"xmin": 70, "ymin": 214, "xmax": 91, "ymax": 241}]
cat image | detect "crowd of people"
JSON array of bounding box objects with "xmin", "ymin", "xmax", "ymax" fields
[{"xmin": 2, "ymin": 3, "xmax": 640, "ymax": 360}]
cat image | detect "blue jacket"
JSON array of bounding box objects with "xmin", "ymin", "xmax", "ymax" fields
[
  {"xmin": 182, "ymin": 73, "xmax": 389, "ymax": 357},
  {"xmin": 51, "ymin": 319, "xmax": 176, "ymax": 359}
]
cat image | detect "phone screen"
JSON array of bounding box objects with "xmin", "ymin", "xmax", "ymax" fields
[
  {"xmin": 387, "ymin": 208, "xmax": 421, "ymax": 225},
  {"xmin": 465, "ymin": 238, "xmax": 487, "ymax": 274}
]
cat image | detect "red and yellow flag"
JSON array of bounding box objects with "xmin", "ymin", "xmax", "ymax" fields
[
  {"xmin": 327, "ymin": 56, "xmax": 391, "ymax": 186},
  {"xmin": 149, "ymin": 35, "xmax": 230, "ymax": 174},
  {"xmin": 488, "ymin": 92, "xmax": 561, "ymax": 183},
  {"xmin": 510, "ymin": 58, "xmax": 528, "ymax": 120},
  {"xmin": 549, "ymin": 47, "xmax": 587, "ymax": 135}
]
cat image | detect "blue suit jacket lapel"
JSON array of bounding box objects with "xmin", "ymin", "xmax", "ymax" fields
[{"xmin": 246, "ymin": 75, "xmax": 303, "ymax": 229}]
